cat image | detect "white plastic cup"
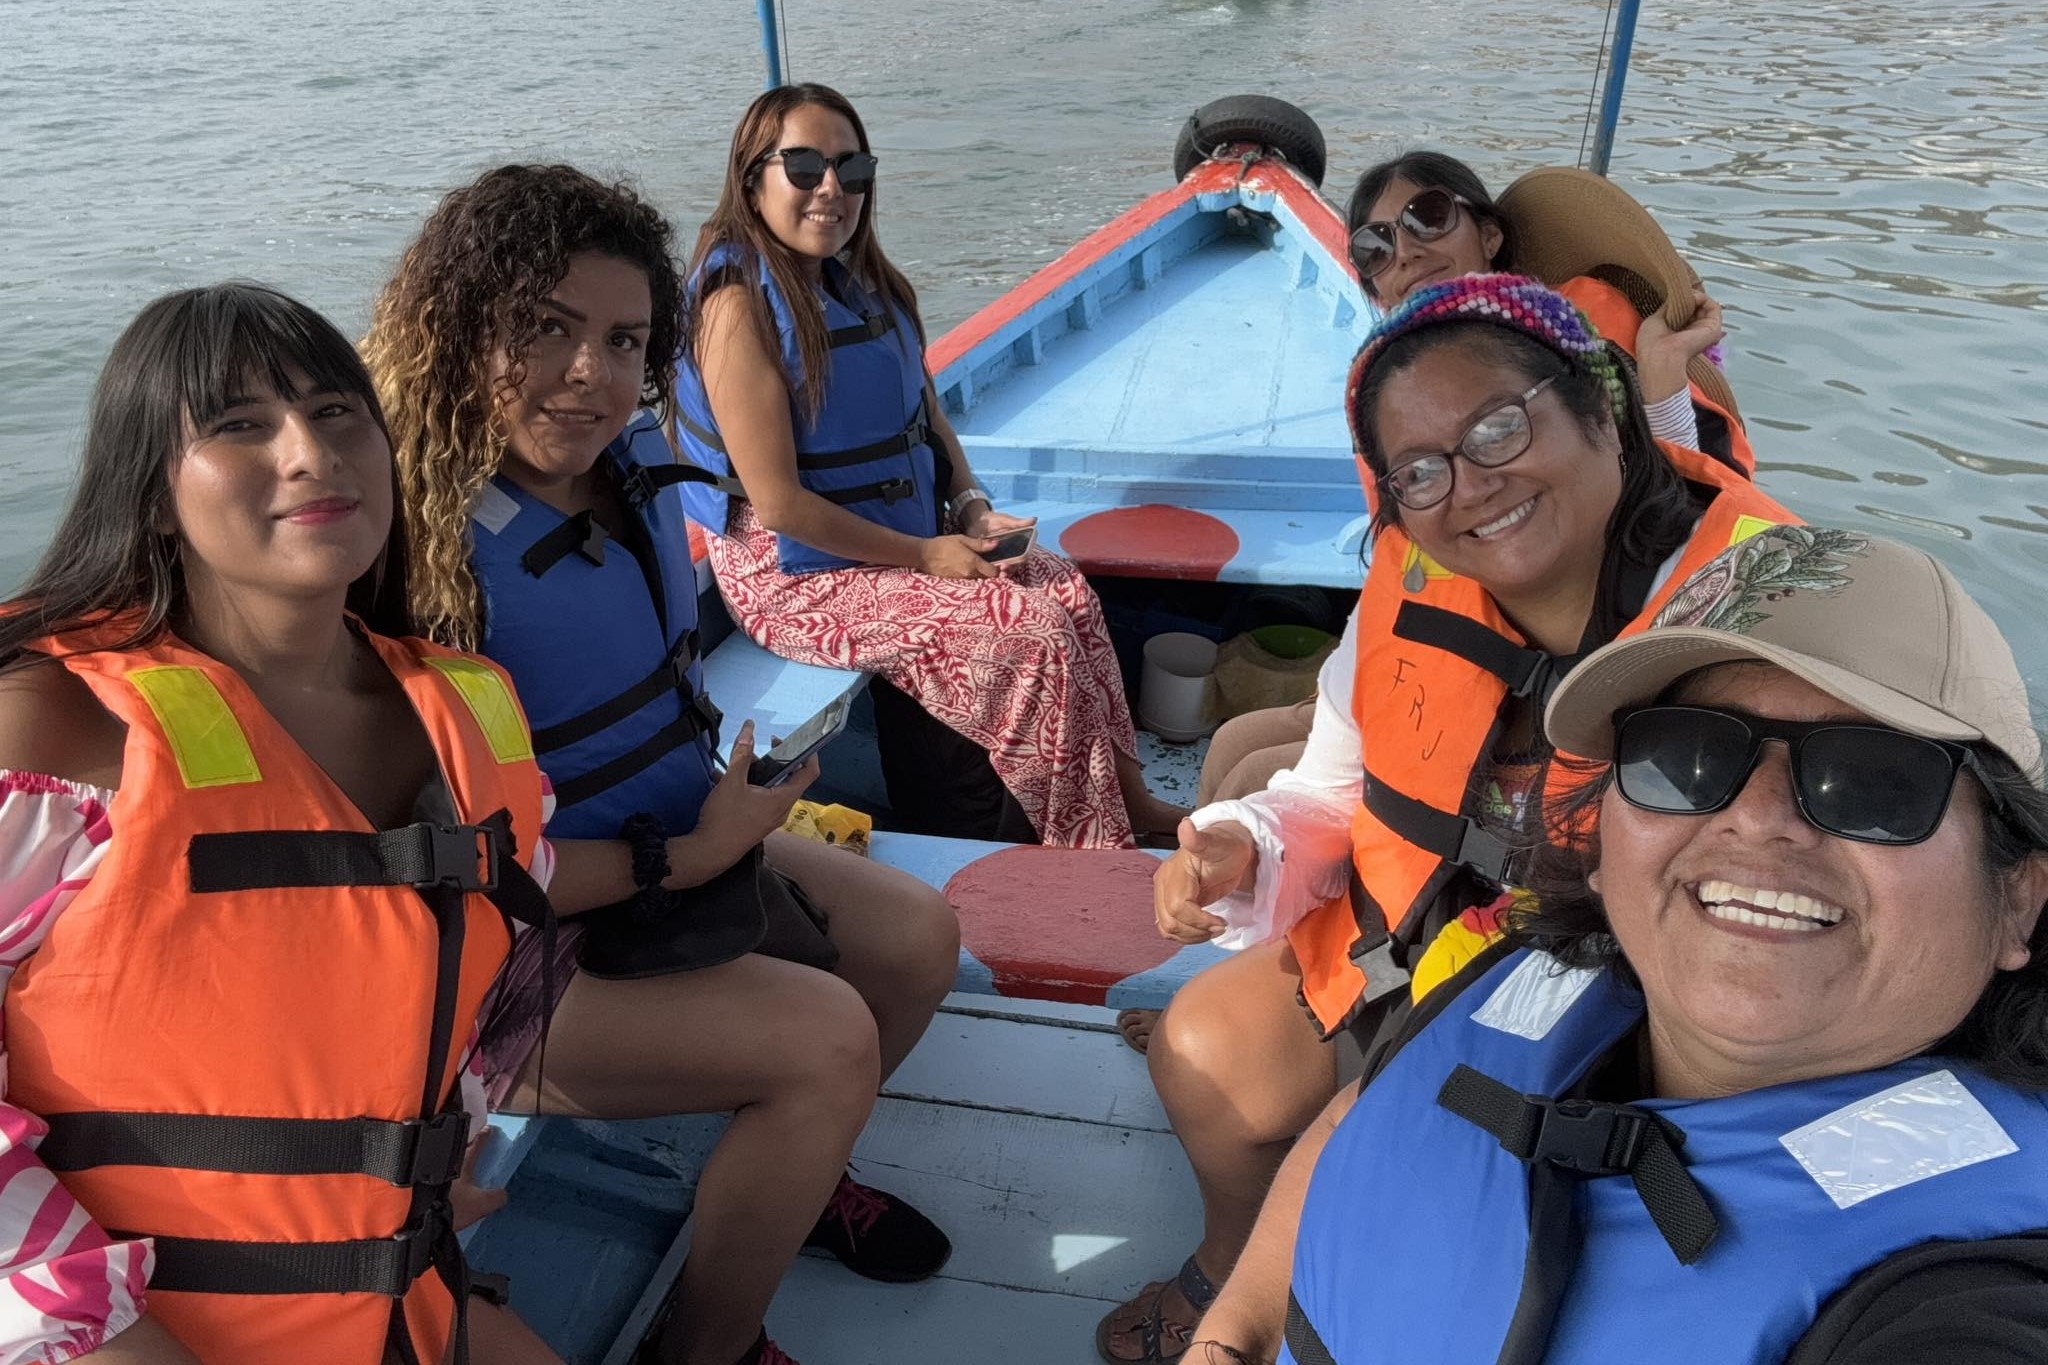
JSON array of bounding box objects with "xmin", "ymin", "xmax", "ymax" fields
[{"xmin": 1139, "ymin": 632, "xmax": 1219, "ymax": 743}]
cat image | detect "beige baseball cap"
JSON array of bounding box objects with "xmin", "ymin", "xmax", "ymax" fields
[{"xmin": 1545, "ymin": 526, "xmax": 2042, "ymax": 778}]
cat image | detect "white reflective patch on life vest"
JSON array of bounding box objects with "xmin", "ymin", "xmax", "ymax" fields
[
  {"xmin": 1780, "ymin": 1069, "xmax": 2018, "ymax": 1211},
  {"xmin": 1472, "ymin": 954, "xmax": 1602, "ymax": 1041},
  {"xmin": 473, "ymin": 483, "xmax": 520, "ymax": 537}
]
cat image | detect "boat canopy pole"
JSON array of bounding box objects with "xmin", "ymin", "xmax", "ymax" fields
[
  {"xmin": 757, "ymin": 0, "xmax": 785, "ymax": 88},
  {"xmin": 1587, "ymin": 0, "xmax": 1643, "ymax": 176}
]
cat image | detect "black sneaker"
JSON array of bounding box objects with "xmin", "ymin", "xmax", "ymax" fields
[{"xmin": 801, "ymin": 1172, "xmax": 952, "ymax": 1282}]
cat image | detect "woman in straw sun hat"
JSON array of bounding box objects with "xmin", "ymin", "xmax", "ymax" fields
[
  {"xmin": 1202, "ymin": 525, "xmax": 2048, "ymax": 1364},
  {"xmin": 1346, "ymin": 152, "xmax": 1750, "ymax": 473}
]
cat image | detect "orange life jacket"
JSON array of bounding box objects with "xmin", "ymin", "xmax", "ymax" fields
[
  {"xmin": 6, "ymin": 624, "xmax": 551, "ymax": 1365},
  {"xmin": 1289, "ymin": 443, "xmax": 1794, "ymax": 1034},
  {"xmin": 1558, "ymin": 275, "xmax": 1756, "ymax": 479}
]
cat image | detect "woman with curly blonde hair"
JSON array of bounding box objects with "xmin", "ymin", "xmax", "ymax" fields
[{"xmin": 365, "ymin": 163, "xmax": 960, "ymax": 1365}]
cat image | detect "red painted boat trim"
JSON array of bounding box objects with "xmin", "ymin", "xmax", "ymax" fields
[{"xmin": 927, "ymin": 156, "xmax": 1351, "ymax": 377}]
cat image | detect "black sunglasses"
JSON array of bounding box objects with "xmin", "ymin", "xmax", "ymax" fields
[
  {"xmin": 759, "ymin": 146, "xmax": 878, "ymax": 195},
  {"xmin": 1613, "ymin": 705, "xmax": 1984, "ymax": 846},
  {"xmin": 1349, "ymin": 187, "xmax": 1469, "ymax": 281},
  {"xmin": 1380, "ymin": 376, "xmax": 1555, "ymax": 512}
]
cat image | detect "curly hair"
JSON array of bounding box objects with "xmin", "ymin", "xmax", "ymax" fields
[
  {"xmin": 682, "ymin": 83, "xmax": 921, "ymax": 423},
  {"xmin": 362, "ymin": 164, "xmax": 682, "ymax": 649}
]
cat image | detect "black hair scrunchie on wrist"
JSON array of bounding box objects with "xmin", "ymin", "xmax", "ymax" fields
[{"xmin": 619, "ymin": 813, "xmax": 673, "ymax": 921}]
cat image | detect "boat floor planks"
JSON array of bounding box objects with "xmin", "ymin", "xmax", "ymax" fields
[
  {"xmin": 769, "ymin": 999, "xmax": 1200, "ymax": 1360},
  {"xmin": 472, "ymin": 997, "xmax": 1195, "ymax": 1361}
]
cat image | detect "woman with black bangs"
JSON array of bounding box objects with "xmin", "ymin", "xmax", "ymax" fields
[{"xmin": 0, "ymin": 283, "xmax": 562, "ymax": 1362}]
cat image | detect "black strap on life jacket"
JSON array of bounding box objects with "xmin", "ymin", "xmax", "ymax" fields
[
  {"xmin": 826, "ymin": 308, "xmax": 896, "ymax": 347},
  {"xmin": 1437, "ymin": 1062, "xmax": 1719, "ymax": 1365},
  {"xmin": 1361, "ymin": 768, "xmax": 1518, "ymax": 886},
  {"xmin": 547, "ymin": 692, "xmax": 724, "ymax": 812},
  {"xmin": 1392, "ymin": 601, "xmax": 1573, "ymax": 706},
  {"xmin": 528, "ymin": 629, "xmax": 711, "ymax": 758},
  {"xmin": 40, "ymin": 1109, "xmax": 470, "ymax": 1186},
  {"xmin": 520, "ymin": 509, "xmax": 613, "ymax": 577},
  {"xmin": 616, "ymin": 458, "xmax": 747, "ymax": 510},
  {"xmin": 1285, "ymin": 1290, "xmax": 1342, "ymax": 1365},
  {"xmin": 678, "ymin": 400, "xmax": 931, "ymax": 494},
  {"xmin": 137, "ymin": 808, "xmax": 555, "ymax": 1365},
  {"xmin": 1438, "ymin": 1064, "xmax": 1717, "ymax": 1263}
]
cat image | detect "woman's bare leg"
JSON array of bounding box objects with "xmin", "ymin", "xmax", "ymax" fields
[
  {"xmin": 501, "ymin": 956, "xmax": 880, "ymax": 1365},
  {"xmin": 456, "ymin": 1301, "xmax": 565, "ymax": 1364},
  {"xmin": 1100, "ymin": 939, "xmax": 1337, "ymax": 1360},
  {"xmin": 765, "ymin": 830, "xmax": 960, "ymax": 1079},
  {"xmin": 1116, "ymin": 748, "xmax": 1192, "ymax": 838}
]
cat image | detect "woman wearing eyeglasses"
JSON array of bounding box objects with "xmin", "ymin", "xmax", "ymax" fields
[
  {"xmin": 1099, "ymin": 275, "xmax": 1791, "ymax": 1363},
  {"xmin": 675, "ymin": 83, "xmax": 1185, "ymax": 851},
  {"xmin": 1204, "ymin": 526, "xmax": 2048, "ymax": 1365}
]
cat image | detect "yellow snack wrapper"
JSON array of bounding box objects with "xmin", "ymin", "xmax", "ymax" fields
[{"xmin": 781, "ymin": 800, "xmax": 873, "ymax": 856}]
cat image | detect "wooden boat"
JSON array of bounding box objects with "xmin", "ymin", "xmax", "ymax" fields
[{"xmin": 464, "ymin": 105, "xmax": 1370, "ymax": 1363}]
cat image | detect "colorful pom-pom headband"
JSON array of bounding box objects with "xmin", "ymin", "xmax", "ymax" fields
[{"xmin": 1345, "ymin": 273, "xmax": 1630, "ymax": 462}]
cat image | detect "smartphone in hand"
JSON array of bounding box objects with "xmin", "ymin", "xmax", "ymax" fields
[
  {"xmin": 747, "ymin": 696, "xmax": 852, "ymax": 787},
  {"xmin": 977, "ymin": 527, "xmax": 1037, "ymax": 564}
]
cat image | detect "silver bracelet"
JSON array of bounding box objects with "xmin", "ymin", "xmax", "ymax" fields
[{"xmin": 947, "ymin": 486, "xmax": 992, "ymax": 522}]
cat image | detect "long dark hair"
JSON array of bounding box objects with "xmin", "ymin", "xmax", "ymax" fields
[
  {"xmin": 362, "ymin": 163, "xmax": 682, "ymax": 650},
  {"xmin": 0, "ymin": 283, "xmax": 410, "ymax": 672},
  {"xmin": 1351, "ymin": 320, "xmax": 1699, "ymax": 640},
  {"xmin": 1519, "ymin": 741, "xmax": 2048, "ymax": 1091},
  {"xmin": 683, "ymin": 82, "xmax": 922, "ymax": 422},
  {"xmin": 1347, "ymin": 151, "xmax": 1514, "ymax": 301}
]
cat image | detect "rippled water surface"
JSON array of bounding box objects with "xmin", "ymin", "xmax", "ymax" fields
[{"xmin": 6, "ymin": 0, "xmax": 2045, "ymax": 669}]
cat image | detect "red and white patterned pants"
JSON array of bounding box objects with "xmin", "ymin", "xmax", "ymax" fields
[{"xmin": 707, "ymin": 504, "xmax": 1139, "ymax": 849}]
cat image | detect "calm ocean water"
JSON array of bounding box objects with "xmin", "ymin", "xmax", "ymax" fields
[{"xmin": 6, "ymin": 0, "xmax": 2045, "ymax": 670}]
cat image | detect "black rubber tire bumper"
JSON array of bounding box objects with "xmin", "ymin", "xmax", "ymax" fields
[{"xmin": 1172, "ymin": 94, "xmax": 1327, "ymax": 188}]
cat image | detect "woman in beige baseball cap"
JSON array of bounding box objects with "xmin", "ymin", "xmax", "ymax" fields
[{"xmin": 1203, "ymin": 526, "xmax": 2048, "ymax": 1365}]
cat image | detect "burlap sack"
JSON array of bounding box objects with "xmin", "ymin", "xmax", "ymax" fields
[{"xmin": 1208, "ymin": 628, "xmax": 1337, "ymax": 722}]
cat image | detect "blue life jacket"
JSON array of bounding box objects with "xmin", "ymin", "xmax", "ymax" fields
[
  {"xmin": 1284, "ymin": 946, "xmax": 2048, "ymax": 1365},
  {"xmin": 470, "ymin": 413, "xmax": 722, "ymax": 839},
  {"xmin": 673, "ymin": 244, "xmax": 941, "ymax": 575}
]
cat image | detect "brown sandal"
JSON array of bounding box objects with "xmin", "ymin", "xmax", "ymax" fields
[{"xmin": 1095, "ymin": 1256, "xmax": 1219, "ymax": 1363}]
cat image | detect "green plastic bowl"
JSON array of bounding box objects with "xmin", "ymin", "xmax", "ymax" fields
[{"xmin": 1249, "ymin": 624, "xmax": 1334, "ymax": 660}]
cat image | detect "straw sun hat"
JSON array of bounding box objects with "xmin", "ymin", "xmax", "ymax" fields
[{"xmin": 1497, "ymin": 166, "xmax": 1742, "ymax": 424}]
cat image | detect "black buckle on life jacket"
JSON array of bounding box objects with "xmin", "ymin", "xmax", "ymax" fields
[
  {"xmin": 403, "ymin": 1112, "xmax": 470, "ymax": 1188},
  {"xmin": 1453, "ymin": 819, "xmax": 1516, "ymax": 884},
  {"xmin": 392, "ymin": 1198, "xmax": 452, "ymax": 1287},
  {"xmin": 876, "ymin": 477, "xmax": 915, "ymax": 506},
  {"xmin": 1525, "ymin": 1096, "xmax": 1650, "ymax": 1176},
  {"xmin": 421, "ymin": 824, "xmax": 499, "ymax": 893},
  {"xmin": 1507, "ymin": 650, "xmax": 1562, "ymax": 701},
  {"xmin": 617, "ymin": 463, "xmax": 659, "ymax": 511},
  {"xmin": 1353, "ymin": 938, "xmax": 1413, "ymax": 1005}
]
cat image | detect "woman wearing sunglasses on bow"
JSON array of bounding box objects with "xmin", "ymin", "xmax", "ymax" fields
[
  {"xmin": 1204, "ymin": 526, "xmax": 2048, "ymax": 1365},
  {"xmin": 675, "ymin": 83, "xmax": 1185, "ymax": 850},
  {"xmin": 1346, "ymin": 151, "xmax": 1749, "ymax": 477},
  {"xmin": 1099, "ymin": 275, "xmax": 1792, "ymax": 1363}
]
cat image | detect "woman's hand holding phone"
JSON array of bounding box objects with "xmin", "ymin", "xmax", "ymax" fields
[
  {"xmin": 663, "ymin": 721, "xmax": 817, "ymax": 888},
  {"xmin": 918, "ymin": 533, "xmax": 1003, "ymax": 579}
]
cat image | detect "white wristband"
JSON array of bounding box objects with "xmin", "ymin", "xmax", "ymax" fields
[{"xmin": 947, "ymin": 487, "xmax": 992, "ymax": 522}]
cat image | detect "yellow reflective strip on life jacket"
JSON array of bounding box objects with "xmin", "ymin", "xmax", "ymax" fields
[
  {"xmin": 127, "ymin": 666, "xmax": 263, "ymax": 788},
  {"xmin": 425, "ymin": 658, "xmax": 535, "ymax": 764},
  {"xmin": 1729, "ymin": 514, "xmax": 1779, "ymax": 547}
]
